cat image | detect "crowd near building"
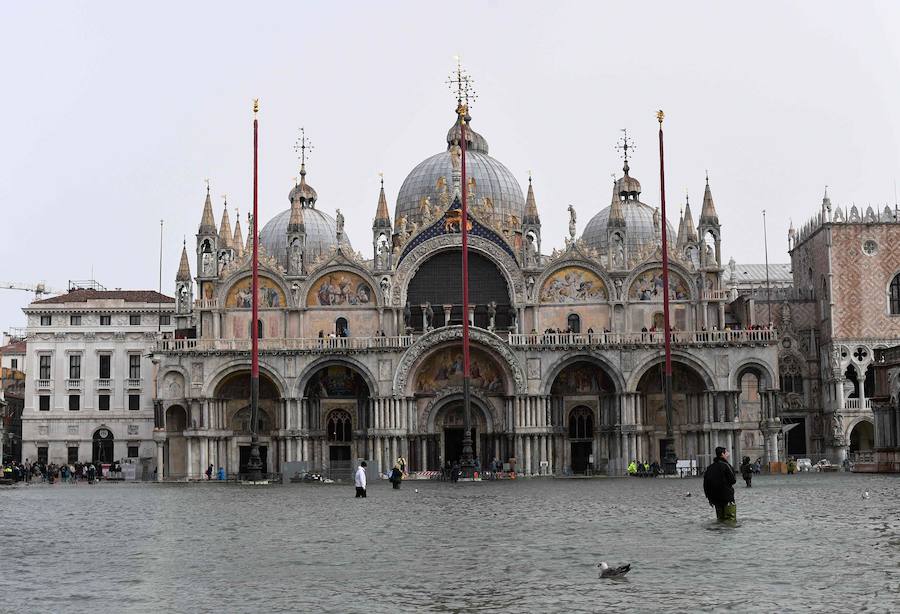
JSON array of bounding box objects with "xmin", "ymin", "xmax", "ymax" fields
[
  {"xmin": 12, "ymin": 96, "xmax": 900, "ymax": 478},
  {"xmin": 16, "ymin": 283, "xmax": 173, "ymax": 477}
]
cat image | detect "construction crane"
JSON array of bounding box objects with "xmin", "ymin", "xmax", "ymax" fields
[{"xmin": 0, "ymin": 281, "xmax": 63, "ymax": 299}]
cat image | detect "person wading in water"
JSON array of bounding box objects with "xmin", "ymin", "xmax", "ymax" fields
[{"xmin": 703, "ymin": 447, "xmax": 737, "ymax": 521}]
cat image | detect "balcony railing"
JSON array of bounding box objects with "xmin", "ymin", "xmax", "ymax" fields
[
  {"xmin": 65, "ymin": 378, "xmax": 83, "ymax": 390},
  {"xmin": 843, "ymin": 398, "xmax": 872, "ymax": 410},
  {"xmin": 702, "ymin": 289, "xmax": 732, "ymax": 301},
  {"xmin": 96, "ymin": 378, "xmax": 112, "ymax": 390},
  {"xmin": 508, "ymin": 329, "xmax": 778, "ymax": 348},
  {"xmin": 156, "ymin": 335, "xmax": 417, "ymax": 353},
  {"xmin": 126, "ymin": 378, "xmax": 143, "ymax": 389},
  {"xmin": 35, "ymin": 379, "xmax": 52, "ymax": 390},
  {"xmin": 155, "ymin": 329, "xmax": 776, "ymax": 354},
  {"xmin": 194, "ymin": 299, "xmax": 217, "ymax": 309}
]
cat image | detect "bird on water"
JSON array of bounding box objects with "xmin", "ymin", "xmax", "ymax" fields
[{"xmin": 598, "ymin": 562, "xmax": 631, "ymax": 579}]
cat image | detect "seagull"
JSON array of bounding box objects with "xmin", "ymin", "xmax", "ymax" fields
[
  {"xmin": 598, "ymin": 562, "xmax": 631, "ymax": 579},
  {"xmin": 862, "ymin": 491, "xmax": 870, "ymax": 500}
]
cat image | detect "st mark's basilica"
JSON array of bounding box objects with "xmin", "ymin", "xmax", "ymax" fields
[{"xmin": 153, "ymin": 100, "xmax": 780, "ymax": 479}]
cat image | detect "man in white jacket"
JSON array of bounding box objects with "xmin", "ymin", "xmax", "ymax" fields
[{"xmin": 355, "ymin": 461, "xmax": 367, "ymax": 498}]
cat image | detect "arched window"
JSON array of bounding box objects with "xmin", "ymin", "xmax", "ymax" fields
[
  {"xmin": 327, "ymin": 409, "xmax": 352, "ymax": 442},
  {"xmin": 779, "ymin": 356, "xmax": 804, "ymax": 394},
  {"xmin": 567, "ymin": 313, "xmax": 581, "ymax": 333},
  {"xmin": 568, "ymin": 407, "xmax": 593, "ymax": 439},
  {"xmin": 248, "ymin": 319, "xmax": 263, "ymax": 339},
  {"xmin": 890, "ymin": 273, "xmax": 900, "ymax": 314},
  {"xmin": 335, "ymin": 317, "xmax": 348, "ymax": 337}
]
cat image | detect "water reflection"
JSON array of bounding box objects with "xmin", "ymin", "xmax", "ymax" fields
[{"xmin": 1, "ymin": 473, "xmax": 898, "ymax": 613}]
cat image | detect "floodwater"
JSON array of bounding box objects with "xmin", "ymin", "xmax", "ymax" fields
[{"xmin": 1, "ymin": 472, "xmax": 898, "ymax": 614}]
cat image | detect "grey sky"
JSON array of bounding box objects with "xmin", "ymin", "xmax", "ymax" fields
[{"xmin": 2, "ymin": 1, "xmax": 899, "ymax": 329}]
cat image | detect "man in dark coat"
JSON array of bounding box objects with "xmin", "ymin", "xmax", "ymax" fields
[{"xmin": 703, "ymin": 447, "xmax": 736, "ymax": 521}]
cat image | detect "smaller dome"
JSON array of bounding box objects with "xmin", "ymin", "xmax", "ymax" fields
[
  {"xmin": 259, "ymin": 207, "xmax": 352, "ymax": 270},
  {"xmin": 288, "ymin": 167, "xmax": 318, "ymax": 205},
  {"xmin": 446, "ymin": 120, "xmax": 489, "ymax": 154},
  {"xmin": 615, "ymin": 161, "xmax": 641, "ymax": 197}
]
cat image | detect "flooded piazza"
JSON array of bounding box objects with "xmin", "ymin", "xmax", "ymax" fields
[{"xmin": 1, "ymin": 473, "xmax": 899, "ymax": 613}]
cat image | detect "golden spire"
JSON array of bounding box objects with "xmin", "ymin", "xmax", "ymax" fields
[
  {"xmin": 374, "ymin": 172, "xmax": 391, "ymax": 228},
  {"xmin": 524, "ymin": 171, "xmax": 540, "ymax": 225},
  {"xmin": 199, "ymin": 183, "xmax": 216, "ymax": 232},
  {"xmin": 218, "ymin": 196, "xmax": 233, "ymax": 249},
  {"xmin": 176, "ymin": 241, "xmax": 192, "ymax": 281},
  {"xmin": 232, "ymin": 209, "xmax": 244, "ymax": 257}
]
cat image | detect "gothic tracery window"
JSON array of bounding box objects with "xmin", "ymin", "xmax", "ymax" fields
[
  {"xmin": 327, "ymin": 409, "xmax": 352, "ymax": 442},
  {"xmin": 890, "ymin": 273, "xmax": 900, "ymax": 315},
  {"xmin": 568, "ymin": 406, "xmax": 593, "ymax": 439}
]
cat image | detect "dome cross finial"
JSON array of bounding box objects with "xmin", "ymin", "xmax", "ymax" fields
[
  {"xmin": 447, "ymin": 56, "xmax": 476, "ymax": 117},
  {"xmin": 293, "ymin": 126, "xmax": 313, "ymax": 175},
  {"xmin": 616, "ymin": 129, "xmax": 635, "ymax": 175}
]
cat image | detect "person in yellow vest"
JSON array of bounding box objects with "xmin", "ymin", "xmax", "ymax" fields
[{"xmin": 627, "ymin": 460, "xmax": 638, "ymax": 475}]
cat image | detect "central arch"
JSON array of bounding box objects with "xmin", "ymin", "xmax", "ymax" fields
[
  {"xmin": 406, "ymin": 249, "xmax": 512, "ymax": 331},
  {"xmin": 421, "ymin": 388, "xmax": 498, "ymax": 470}
]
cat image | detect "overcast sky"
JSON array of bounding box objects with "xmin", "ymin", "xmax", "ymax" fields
[{"xmin": 2, "ymin": 1, "xmax": 899, "ymax": 329}]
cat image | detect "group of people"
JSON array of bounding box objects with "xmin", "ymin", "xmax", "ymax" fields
[
  {"xmin": 626, "ymin": 460, "xmax": 661, "ymax": 477},
  {"xmin": 1, "ymin": 459, "xmax": 115, "ymax": 484}
]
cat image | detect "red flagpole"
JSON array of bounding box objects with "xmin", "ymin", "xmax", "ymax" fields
[
  {"xmin": 247, "ymin": 99, "xmax": 263, "ymax": 481},
  {"xmin": 459, "ymin": 101, "xmax": 475, "ymax": 476},
  {"xmin": 658, "ymin": 110, "xmax": 677, "ymax": 474}
]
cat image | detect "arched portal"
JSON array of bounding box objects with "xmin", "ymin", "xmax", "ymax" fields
[
  {"xmin": 550, "ymin": 359, "xmax": 617, "ymax": 474},
  {"xmin": 164, "ymin": 405, "xmax": 187, "ymax": 479},
  {"xmin": 92, "ymin": 427, "xmax": 114, "ymax": 464},
  {"xmin": 406, "ymin": 250, "xmax": 511, "ymax": 331},
  {"xmin": 215, "ymin": 371, "xmax": 281, "ymax": 475},
  {"xmin": 432, "ymin": 399, "xmax": 491, "ymax": 469},
  {"xmin": 636, "ymin": 361, "xmax": 707, "ymax": 462},
  {"xmin": 568, "ymin": 406, "xmax": 594, "ymax": 473},
  {"xmin": 303, "ymin": 363, "xmax": 372, "ymax": 478},
  {"xmin": 850, "ymin": 420, "xmax": 875, "ymax": 454}
]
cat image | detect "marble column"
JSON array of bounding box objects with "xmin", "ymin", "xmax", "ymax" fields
[
  {"xmin": 156, "ymin": 442, "xmax": 164, "ymax": 482},
  {"xmin": 524, "ymin": 435, "xmax": 532, "ymax": 475},
  {"xmin": 186, "ymin": 438, "xmax": 194, "ymax": 480}
]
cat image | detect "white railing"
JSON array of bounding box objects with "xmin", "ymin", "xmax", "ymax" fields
[
  {"xmin": 35, "ymin": 379, "xmax": 52, "ymax": 390},
  {"xmin": 126, "ymin": 378, "xmax": 143, "ymax": 389},
  {"xmin": 843, "ymin": 398, "xmax": 872, "ymax": 410},
  {"xmin": 508, "ymin": 329, "xmax": 778, "ymax": 347},
  {"xmin": 96, "ymin": 378, "xmax": 112, "ymax": 390},
  {"xmin": 702, "ymin": 289, "xmax": 731, "ymax": 301},
  {"xmin": 194, "ymin": 299, "xmax": 217, "ymax": 309},
  {"xmin": 65, "ymin": 378, "xmax": 83, "ymax": 390},
  {"xmin": 156, "ymin": 335, "xmax": 417, "ymax": 352}
]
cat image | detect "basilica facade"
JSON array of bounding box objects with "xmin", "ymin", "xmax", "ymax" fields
[{"xmin": 152, "ymin": 105, "xmax": 780, "ymax": 479}]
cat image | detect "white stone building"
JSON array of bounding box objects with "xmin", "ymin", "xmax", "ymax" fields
[{"xmin": 21, "ymin": 287, "xmax": 174, "ymax": 471}]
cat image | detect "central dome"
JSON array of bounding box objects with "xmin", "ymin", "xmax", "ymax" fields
[{"xmin": 395, "ymin": 117, "xmax": 525, "ymax": 233}]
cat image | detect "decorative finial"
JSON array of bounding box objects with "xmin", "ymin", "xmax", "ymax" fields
[
  {"xmin": 616, "ymin": 129, "xmax": 635, "ymax": 175},
  {"xmin": 183, "ymin": 235, "xmax": 186, "ymax": 247},
  {"xmin": 705, "ymin": 169, "xmax": 709, "ymax": 184},
  {"xmin": 222, "ymin": 194, "xmax": 227, "ymax": 207},
  {"xmin": 528, "ymin": 170, "xmax": 532, "ymax": 185},
  {"xmin": 205, "ymin": 178, "xmax": 210, "ymax": 194},
  {"xmin": 293, "ymin": 127, "xmax": 313, "ymax": 174},
  {"xmin": 253, "ymin": 99, "xmax": 259, "ymax": 115},
  {"xmin": 447, "ymin": 56, "xmax": 476, "ymax": 118},
  {"xmin": 379, "ymin": 171, "xmax": 384, "ymax": 188},
  {"xmin": 656, "ymin": 109, "xmax": 665, "ymax": 125}
]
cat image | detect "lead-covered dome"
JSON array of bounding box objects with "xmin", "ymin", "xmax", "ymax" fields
[
  {"xmin": 395, "ymin": 116, "xmax": 525, "ymax": 233},
  {"xmin": 259, "ymin": 174, "xmax": 352, "ymax": 270},
  {"xmin": 582, "ymin": 165, "xmax": 675, "ymax": 254}
]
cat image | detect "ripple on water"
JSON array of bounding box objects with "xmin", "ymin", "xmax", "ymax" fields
[{"xmin": 1, "ymin": 473, "xmax": 898, "ymax": 613}]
